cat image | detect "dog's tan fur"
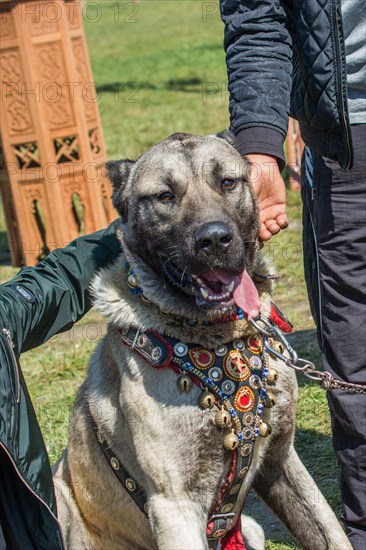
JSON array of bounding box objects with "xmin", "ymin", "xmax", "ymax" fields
[{"xmin": 54, "ymin": 133, "xmax": 351, "ymax": 550}]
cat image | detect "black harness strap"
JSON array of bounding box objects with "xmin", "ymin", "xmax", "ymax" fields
[{"xmin": 88, "ymin": 406, "xmax": 148, "ymax": 516}]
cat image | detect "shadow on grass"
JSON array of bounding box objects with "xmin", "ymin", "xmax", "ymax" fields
[
  {"xmin": 245, "ymin": 328, "xmax": 340, "ymax": 545},
  {"xmin": 96, "ymin": 77, "xmax": 203, "ymax": 95},
  {"xmin": 165, "ymin": 77, "xmax": 202, "ymax": 92},
  {"xmin": 96, "ymin": 81, "xmax": 156, "ymax": 94},
  {"xmin": 295, "ymin": 429, "xmax": 337, "ymax": 483},
  {"xmin": 245, "ymin": 429, "xmax": 339, "ymax": 546}
]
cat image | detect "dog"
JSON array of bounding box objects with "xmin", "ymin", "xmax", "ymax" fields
[{"xmin": 53, "ymin": 132, "xmax": 351, "ymax": 550}]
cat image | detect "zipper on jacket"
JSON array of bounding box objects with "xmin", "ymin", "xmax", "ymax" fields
[
  {"xmin": 2, "ymin": 328, "xmax": 21, "ymax": 403},
  {"xmin": 0, "ymin": 440, "xmax": 65, "ymax": 549},
  {"xmin": 332, "ymin": 0, "xmax": 352, "ymax": 168}
]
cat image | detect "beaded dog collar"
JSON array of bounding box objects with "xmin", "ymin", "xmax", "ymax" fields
[
  {"xmin": 125, "ymin": 260, "xmax": 293, "ymax": 332},
  {"xmin": 125, "ymin": 260, "xmax": 246, "ymax": 325}
]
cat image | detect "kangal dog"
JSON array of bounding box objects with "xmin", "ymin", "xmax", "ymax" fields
[{"xmin": 54, "ymin": 132, "xmax": 350, "ymax": 550}]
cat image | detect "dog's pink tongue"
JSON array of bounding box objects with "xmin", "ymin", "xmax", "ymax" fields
[
  {"xmin": 232, "ymin": 271, "xmax": 261, "ymax": 320},
  {"xmin": 209, "ymin": 270, "xmax": 261, "ymax": 320}
]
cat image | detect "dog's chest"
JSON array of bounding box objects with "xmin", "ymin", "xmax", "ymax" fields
[
  {"xmin": 105, "ymin": 327, "xmax": 276, "ymax": 535},
  {"xmin": 116, "ymin": 361, "xmax": 229, "ymax": 500}
]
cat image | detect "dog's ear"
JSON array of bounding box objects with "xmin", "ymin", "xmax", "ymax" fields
[
  {"xmin": 216, "ymin": 130, "xmax": 236, "ymax": 148},
  {"xmin": 167, "ymin": 132, "xmax": 191, "ymax": 142},
  {"xmin": 106, "ymin": 159, "xmax": 135, "ymax": 222}
]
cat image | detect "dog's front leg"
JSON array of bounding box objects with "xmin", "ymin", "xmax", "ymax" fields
[
  {"xmin": 253, "ymin": 441, "xmax": 352, "ymax": 550},
  {"xmin": 148, "ymin": 494, "xmax": 209, "ymax": 550}
]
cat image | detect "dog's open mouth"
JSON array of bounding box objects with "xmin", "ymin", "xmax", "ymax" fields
[{"xmin": 163, "ymin": 259, "xmax": 260, "ymax": 319}]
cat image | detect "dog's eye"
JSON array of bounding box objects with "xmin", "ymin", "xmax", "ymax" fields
[
  {"xmin": 221, "ymin": 179, "xmax": 236, "ymax": 191},
  {"xmin": 157, "ymin": 192, "xmax": 174, "ymax": 202}
]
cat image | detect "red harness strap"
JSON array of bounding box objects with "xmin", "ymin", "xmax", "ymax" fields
[
  {"xmin": 206, "ymin": 453, "xmax": 237, "ymax": 537},
  {"xmin": 270, "ymin": 302, "xmax": 293, "ymax": 333},
  {"xmin": 221, "ymin": 517, "xmax": 246, "ymax": 550}
]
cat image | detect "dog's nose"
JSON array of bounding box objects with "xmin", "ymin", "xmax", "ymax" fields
[{"xmin": 195, "ymin": 222, "xmax": 233, "ymax": 255}]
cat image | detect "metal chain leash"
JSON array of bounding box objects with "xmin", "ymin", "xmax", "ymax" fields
[{"xmin": 250, "ymin": 318, "xmax": 366, "ymax": 394}]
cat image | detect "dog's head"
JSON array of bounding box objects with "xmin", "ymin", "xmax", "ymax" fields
[{"xmin": 107, "ymin": 132, "xmax": 261, "ymax": 320}]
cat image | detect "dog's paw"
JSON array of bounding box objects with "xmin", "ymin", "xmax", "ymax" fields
[{"xmin": 241, "ymin": 514, "xmax": 265, "ymax": 550}]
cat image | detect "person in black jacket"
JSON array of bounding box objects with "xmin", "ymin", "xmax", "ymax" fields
[
  {"xmin": 0, "ymin": 221, "xmax": 121, "ymax": 549},
  {"xmin": 220, "ymin": 1, "xmax": 366, "ymax": 549}
]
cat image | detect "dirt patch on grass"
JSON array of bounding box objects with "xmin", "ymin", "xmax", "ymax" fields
[{"xmin": 244, "ymin": 491, "xmax": 294, "ymax": 544}]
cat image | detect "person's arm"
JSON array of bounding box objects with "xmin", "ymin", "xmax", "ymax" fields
[
  {"xmin": 0, "ymin": 220, "xmax": 121, "ymax": 354},
  {"xmin": 220, "ymin": 0, "xmax": 293, "ymax": 239}
]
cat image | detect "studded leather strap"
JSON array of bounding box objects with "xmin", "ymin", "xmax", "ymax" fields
[
  {"xmin": 88, "ymin": 404, "xmax": 148, "ymax": 516},
  {"xmin": 119, "ymin": 326, "xmax": 173, "ymax": 368}
]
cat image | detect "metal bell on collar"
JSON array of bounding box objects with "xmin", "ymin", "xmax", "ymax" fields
[
  {"xmin": 198, "ymin": 390, "xmax": 215, "ymax": 409},
  {"xmin": 214, "ymin": 407, "xmax": 231, "ymax": 428},
  {"xmin": 177, "ymin": 374, "xmax": 193, "ymax": 393},
  {"xmin": 271, "ymin": 341, "xmax": 285, "ymax": 355},
  {"xmin": 258, "ymin": 420, "xmax": 272, "ymax": 438},
  {"xmin": 267, "ymin": 368, "xmax": 279, "ymax": 385},
  {"xmin": 223, "ymin": 429, "xmax": 239, "ymax": 451},
  {"xmin": 127, "ymin": 274, "xmax": 138, "ymax": 288},
  {"xmin": 264, "ymin": 392, "xmax": 276, "ymax": 408}
]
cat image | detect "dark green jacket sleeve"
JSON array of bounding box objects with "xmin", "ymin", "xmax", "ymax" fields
[{"xmin": 0, "ymin": 220, "xmax": 121, "ymax": 354}]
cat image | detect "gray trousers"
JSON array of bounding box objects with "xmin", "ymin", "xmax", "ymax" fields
[{"xmin": 302, "ymin": 124, "xmax": 366, "ymax": 550}]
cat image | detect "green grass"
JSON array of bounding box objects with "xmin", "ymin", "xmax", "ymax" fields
[
  {"xmin": 84, "ymin": 0, "xmax": 229, "ymax": 159},
  {"xmin": 0, "ymin": 3, "xmax": 341, "ymax": 549}
]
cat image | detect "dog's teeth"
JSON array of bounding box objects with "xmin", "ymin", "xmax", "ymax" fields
[
  {"xmin": 200, "ymin": 287, "xmax": 209, "ymax": 299},
  {"xmin": 199, "ymin": 286, "xmax": 232, "ymax": 303},
  {"xmin": 225, "ymin": 281, "xmax": 235, "ymax": 293}
]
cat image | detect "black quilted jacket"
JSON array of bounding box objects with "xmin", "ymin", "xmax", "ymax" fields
[{"xmin": 221, "ymin": 0, "xmax": 353, "ymax": 169}]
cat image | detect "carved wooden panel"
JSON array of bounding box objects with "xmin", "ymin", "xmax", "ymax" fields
[
  {"xmin": 0, "ymin": 50, "xmax": 34, "ymax": 136},
  {"xmin": 13, "ymin": 141, "xmax": 41, "ymax": 170},
  {"xmin": 88, "ymin": 127, "xmax": 101, "ymax": 156},
  {"xmin": 101, "ymin": 177, "xmax": 115, "ymax": 221},
  {"xmin": 65, "ymin": 0, "xmax": 81, "ymax": 30},
  {"xmin": 72, "ymin": 37, "xmax": 97, "ymax": 123},
  {"xmin": 0, "ymin": 139, "xmax": 23, "ymax": 265},
  {"xmin": 61, "ymin": 173, "xmax": 90, "ymax": 236},
  {"xmin": 35, "ymin": 42, "xmax": 75, "ymax": 130},
  {"xmin": 0, "ymin": 0, "xmax": 115, "ymax": 266},
  {"xmin": 29, "ymin": 2, "xmax": 60, "ymax": 36},
  {"xmin": 0, "ymin": 5, "xmax": 17, "ymax": 40},
  {"xmin": 22, "ymin": 184, "xmax": 50, "ymax": 262},
  {"xmin": 54, "ymin": 135, "xmax": 80, "ymax": 163},
  {"xmin": 286, "ymin": 118, "xmax": 304, "ymax": 191},
  {"xmin": 0, "ymin": 141, "xmax": 5, "ymax": 173}
]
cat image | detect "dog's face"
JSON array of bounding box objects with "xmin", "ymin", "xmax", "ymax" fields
[{"xmin": 107, "ymin": 132, "xmax": 261, "ymax": 319}]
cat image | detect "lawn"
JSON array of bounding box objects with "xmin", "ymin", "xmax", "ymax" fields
[
  {"xmin": 86, "ymin": 0, "xmax": 230, "ymax": 159},
  {"xmin": 0, "ymin": 2, "xmax": 341, "ymax": 549}
]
